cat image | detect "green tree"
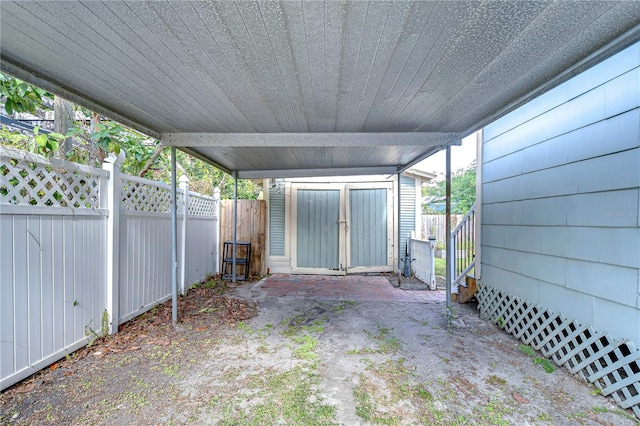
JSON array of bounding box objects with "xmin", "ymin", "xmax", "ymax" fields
[
  {"xmin": 0, "ymin": 74, "xmax": 260, "ymax": 199},
  {"xmin": 0, "ymin": 74, "xmax": 261, "ymax": 198},
  {"xmin": 0, "ymin": 73, "xmax": 52, "ymax": 115},
  {"xmin": 0, "ymin": 125, "xmax": 33, "ymax": 151},
  {"xmin": 422, "ymin": 161, "xmax": 476, "ymax": 214},
  {"xmin": 174, "ymin": 150, "xmax": 260, "ymax": 199}
]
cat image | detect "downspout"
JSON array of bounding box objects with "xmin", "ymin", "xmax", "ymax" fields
[
  {"xmin": 170, "ymin": 147, "xmax": 178, "ymax": 324},
  {"xmin": 445, "ymin": 145, "xmax": 452, "ymax": 325}
]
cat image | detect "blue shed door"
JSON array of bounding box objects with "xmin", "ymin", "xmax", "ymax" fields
[
  {"xmin": 292, "ymin": 183, "xmax": 393, "ymax": 275},
  {"xmin": 294, "ymin": 189, "xmax": 344, "ymax": 274},
  {"xmin": 347, "ymin": 185, "xmax": 393, "ymax": 273},
  {"xmin": 348, "ymin": 188, "xmax": 388, "ymax": 269}
]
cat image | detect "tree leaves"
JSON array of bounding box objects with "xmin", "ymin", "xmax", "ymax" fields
[
  {"xmin": 0, "ymin": 73, "xmax": 52, "ymax": 115},
  {"xmin": 422, "ymin": 161, "xmax": 476, "ymax": 214},
  {"xmin": 33, "ymin": 126, "xmax": 64, "ymax": 156},
  {"xmin": 1, "ymin": 74, "xmax": 260, "ymax": 199}
]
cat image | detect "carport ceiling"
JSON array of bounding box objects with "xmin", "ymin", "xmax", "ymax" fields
[{"xmin": 2, "ymin": 1, "xmax": 640, "ymax": 178}]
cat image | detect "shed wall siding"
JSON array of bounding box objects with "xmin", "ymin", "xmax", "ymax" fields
[
  {"xmin": 400, "ymin": 175, "xmax": 416, "ymax": 265},
  {"xmin": 481, "ymin": 42, "xmax": 640, "ymax": 346},
  {"xmin": 268, "ymin": 181, "xmax": 286, "ymax": 256}
]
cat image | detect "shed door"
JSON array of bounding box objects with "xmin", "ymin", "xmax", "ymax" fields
[
  {"xmin": 292, "ymin": 188, "xmax": 345, "ymax": 275},
  {"xmin": 291, "ymin": 183, "xmax": 393, "ymax": 275},
  {"xmin": 347, "ymin": 186, "xmax": 393, "ymax": 273}
]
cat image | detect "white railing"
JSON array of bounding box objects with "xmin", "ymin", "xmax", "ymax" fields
[
  {"xmin": 450, "ymin": 203, "xmax": 476, "ymax": 291},
  {"xmin": 1, "ymin": 147, "xmax": 219, "ymax": 390}
]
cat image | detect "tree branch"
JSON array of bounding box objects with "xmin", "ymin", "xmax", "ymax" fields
[{"xmin": 138, "ymin": 145, "xmax": 165, "ymax": 178}]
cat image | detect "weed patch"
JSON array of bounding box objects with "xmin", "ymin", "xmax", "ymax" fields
[
  {"xmin": 517, "ymin": 344, "xmax": 556, "ymax": 373},
  {"xmin": 292, "ymin": 334, "xmax": 319, "ymax": 361},
  {"xmin": 213, "ymin": 365, "xmax": 336, "ymax": 425},
  {"xmin": 486, "ymin": 375, "xmax": 507, "ymax": 387},
  {"xmin": 348, "ymin": 324, "xmax": 402, "ymax": 355}
]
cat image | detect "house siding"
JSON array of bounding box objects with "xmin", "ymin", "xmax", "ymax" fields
[
  {"xmin": 268, "ymin": 181, "xmax": 286, "ymax": 256},
  {"xmin": 400, "ymin": 175, "xmax": 416, "ymax": 266},
  {"xmin": 481, "ymin": 42, "xmax": 640, "ymax": 346}
]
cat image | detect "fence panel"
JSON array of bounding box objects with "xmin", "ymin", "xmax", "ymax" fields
[
  {"xmin": 119, "ymin": 212, "xmax": 173, "ymax": 323},
  {"xmin": 1, "ymin": 147, "xmax": 220, "ymax": 390},
  {"xmin": 411, "ymin": 238, "xmax": 433, "ymax": 287},
  {"xmin": 117, "ymin": 177, "xmax": 219, "ymax": 323},
  {"xmin": 1, "ymin": 147, "xmax": 108, "ymax": 390},
  {"xmin": 184, "ymin": 191, "xmax": 219, "ymax": 287},
  {"xmin": 118, "ymin": 176, "xmax": 174, "ymax": 323},
  {"xmin": 220, "ymin": 199, "xmax": 266, "ymax": 276},
  {"xmin": 421, "ymin": 214, "xmax": 463, "ymax": 241}
]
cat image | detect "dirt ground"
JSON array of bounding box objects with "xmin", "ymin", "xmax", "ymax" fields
[{"xmin": 1, "ymin": 276, "xmax": 637, "ymax": 425}]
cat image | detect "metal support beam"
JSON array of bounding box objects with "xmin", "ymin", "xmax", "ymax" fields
[
  {"xmin": 238, "ymin": 165, "xmax": 400, "ymax": 179},
  {"xmin": 397, "ymin": 170, "xmax": 402, "ymax": 286},
  {"xmin": 170, "ymin": 147, "xmax": 178, "ymax": 324},
  {"xmin": 232, "ymin": 172, "xmax": 238, "ymax": 283},
  {"xmin": 395, "ymin": 138, "xmax": 462, "ymax": 175},
  {"xmin": 162, "ymin": 132, "xmax": 458, "ymax": 147},
  {"xmin": 445, "ymin": 146, "xmax": 452, "ymax": 325}
]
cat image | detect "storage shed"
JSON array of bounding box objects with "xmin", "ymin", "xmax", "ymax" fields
[{"xmin": 263, "ymin": 169, "xmax": 434, "ymax": 275}]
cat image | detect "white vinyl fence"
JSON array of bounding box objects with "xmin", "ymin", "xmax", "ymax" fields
[
  {"xmin": 410, "ymin": 238, "xmax": 436, "ymax": 290},
  {"xmin": 0, "ymin": 147, "xmax": 219, "ymax": 390}
]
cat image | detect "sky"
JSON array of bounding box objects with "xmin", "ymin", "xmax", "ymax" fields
[{"xmin": 415, "ymin": 132, "xmax": 478, "ymax": 178}]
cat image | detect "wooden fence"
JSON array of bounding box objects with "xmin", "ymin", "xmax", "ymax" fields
[
  {"xmin": 421, "ymin": 214, "xmax": 464, "ymax": 241},
  {"xmin": 220, "ymin": 200, "xmax": 266, "ymax": 277}
]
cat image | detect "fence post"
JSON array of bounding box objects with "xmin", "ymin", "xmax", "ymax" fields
[
  {"xmin": 179, "ymin": 175, "xmax": 189, "ymax": 295},
  {"xmin": 428, "ymin": 236, "xmax": 437, "ymax": 290},
  {"xmin": 103, "ymin": 151, "xmax": 125, "ymax": 335},
  {"xmin": 450, "ymin": 235, "xmax": 456, "ymax": 293}
]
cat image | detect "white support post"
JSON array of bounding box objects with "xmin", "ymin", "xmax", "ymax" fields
[
  {"xmin": 396, "ymin": 171, "xmax": 401, "ymax": 285},
  {"xmin": 171, "ymin": 147, "xmax": 178, "ymax": 324},
  {"xmin": 102, "ymin": 150, "xmax": 125, "ymax": 335},
  {"xmin": 445, "ymin": 145, "xmax": 452, "ymax": 324},
  {"xmin": 450, "ymin": 235, "xmax": 456, "ymax": 291},
  {"xmin": 179, "ymin": 175, "xmax": 189, "ymax": 295},
  {"xmin": 429, "ymin": 236, "xmax": 437, "ymax": 291}
]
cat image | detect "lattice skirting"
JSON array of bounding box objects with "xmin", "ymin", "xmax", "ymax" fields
[{"xmin": 477, "ymin": 283, "xmax": 640, "ymax": 419}]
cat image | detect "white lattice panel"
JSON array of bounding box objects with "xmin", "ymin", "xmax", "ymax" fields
[
  {"xmin": 121, "ymin": 179, "xmax": 172, "ymax": 213},
  {"xmin": 1, "ymin": 148, "xmax": 104, "ymax": 208},
  {"xmin": 188, "ymin": 193, "xmax": 218, "ymax": 217},
  {"xmin": 478, "ymin": 283, "xmax": 640, "ymax": 419}
]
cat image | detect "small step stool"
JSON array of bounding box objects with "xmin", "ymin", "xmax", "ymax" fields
[{"xmin": 222, "ymin": 241, "xmax": 251, "ymax": 281}]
